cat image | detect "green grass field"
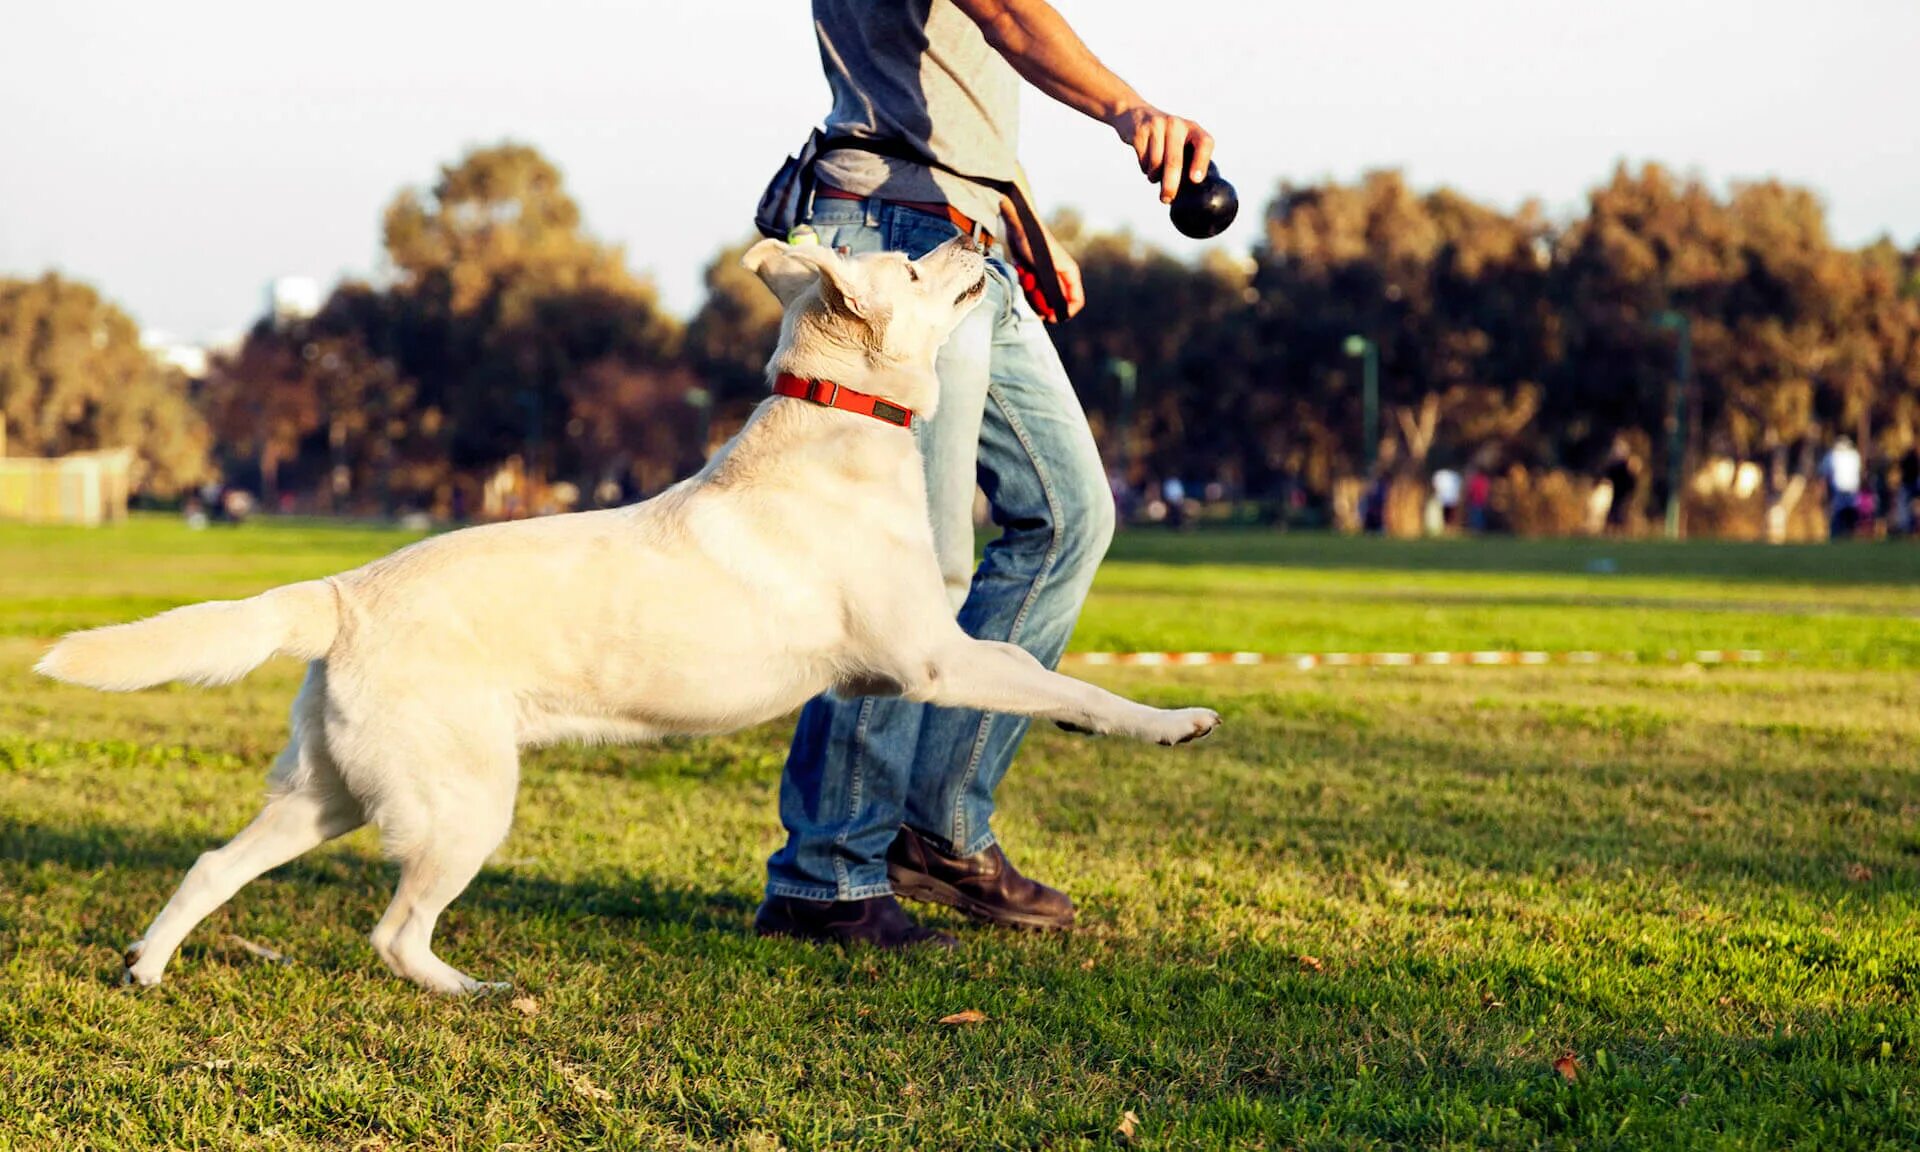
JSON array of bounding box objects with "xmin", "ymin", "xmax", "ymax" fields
[{"xmin": 3, "ymin": 518, "xmax": 1917, "ymax": 1150}]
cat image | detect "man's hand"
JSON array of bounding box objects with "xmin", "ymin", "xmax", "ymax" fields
[
  {"xmin": 1051, "ymin": 246, "xmax": 1086, "ymax": 319},
  {"xmin": 1109, "ymin": 105, "xmax": 1215, "ymax": 204},
  {"xmin": 1002, "ymin": 203, "xmax": 1085, "ymax": 322},
  {"xmin": 1026, "ymin": 244, "xmax": 1084, "ymax": 322},
  {"xmin": 953, "ymin": 0, "xmax": 1221, "ymax": 207}
]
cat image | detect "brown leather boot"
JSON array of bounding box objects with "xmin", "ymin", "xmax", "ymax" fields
[
  {"xmin": 753, "ymin": 893, "xmax": 957, "ymax": 950},
  {"xmin": 886, "ymin": 826, "xmax": 1074, "ymax": 931}
]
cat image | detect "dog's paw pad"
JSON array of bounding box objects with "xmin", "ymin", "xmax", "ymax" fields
[{"xmin": 1159, "ymin": 708, "xmax": 1221, "ymax": 746}]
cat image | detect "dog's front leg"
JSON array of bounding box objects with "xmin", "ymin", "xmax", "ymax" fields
[{"xmin": 906, "ymin": 639, "xmax": 1218, "ymax": 746}]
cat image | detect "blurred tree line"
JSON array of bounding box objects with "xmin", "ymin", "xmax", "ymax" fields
[
  {"xmin": 0, "ymin": 275, "xmax": 210, "ymax": 495},
  {"xmin": 1055, "ymin": 166, "xmax": 1920, "ymax": 534},
  {"xmin": 4, "ymin": 144, "xmax": 1916, "ymax": 532}
]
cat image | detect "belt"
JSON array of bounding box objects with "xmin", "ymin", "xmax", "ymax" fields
[{"xmin": 816, "ymin": 185, "xmax": 995, "ymax": 248}]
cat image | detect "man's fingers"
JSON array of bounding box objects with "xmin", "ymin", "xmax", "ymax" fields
[
  {"xmin": 1188, "ymin": 128, "xmax": 1215, "ymax": 183},
  {"xmin": 1059, "ymin": 265, "xmax": 1086, "ymax": 319},
  {"xmin": 1121, "ymin": 107, "xmax": 1218, "ymax": 198},
  {"xmin": 1161, "ymin": 119, "xmax": 1190, "ymax": 203}
]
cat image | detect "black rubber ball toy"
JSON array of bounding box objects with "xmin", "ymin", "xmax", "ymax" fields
[{"xmin": 1169, "ymin": 157, "xmax": 1239, "ymax": 239}]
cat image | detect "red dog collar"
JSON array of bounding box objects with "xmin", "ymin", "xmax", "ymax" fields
[{"xmin": 773, "ymin": 373, "xmax": 916, "ymax": 429}]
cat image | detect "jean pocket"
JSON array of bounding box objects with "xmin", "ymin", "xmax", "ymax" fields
[
  {"xmin": 886, "ymin": 209, "xmax": 967, "ymax": 259},
  {"xmin": 986, "ymin": 256, "xmax": 1028, "ymax": 325},
  {"xmin": 807, "ymin": 198, "xmax": 874, "ymax": 232},
  {"xmin": 809, "ymin": 221, "xmax": 888, "ymax": 256}
]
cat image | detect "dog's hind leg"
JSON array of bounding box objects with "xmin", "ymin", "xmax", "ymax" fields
[
  {"xmin": 366, "ymin": 760, "xmax": 518, "ymax": 996},
  {"xmin": 124, "ymin": 740, "xmax": 364, "ymax": 987}
]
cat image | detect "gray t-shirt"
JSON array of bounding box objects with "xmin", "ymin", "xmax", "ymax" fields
[{"xmin": 812, "ymin": 0, "xmax": 1018, "ymax": 234}]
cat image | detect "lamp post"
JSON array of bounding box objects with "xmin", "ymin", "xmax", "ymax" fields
[
  {"xmin": 1106, "ymin": 356, "xmax": 1137, "ymax": 478},
  {"xmin": 1344, "ymin": 334, "xmax": 1379, "ymax": 473},
  {"xmin": 684, "ymin": 385, "xmax": 713, "ymax": 465},
  {"xmin": 1654, "ymin": 310, "xmax": 1692, "ymax": 540},
  {"xmin": 516, "ymin": 386, "xmax": 545, "ymax": 485}
]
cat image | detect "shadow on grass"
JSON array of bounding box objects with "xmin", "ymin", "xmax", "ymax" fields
[
  {"xmin": 9, "ymin": 707, "xmax": 1915, "ymax": 964},
  {"xmin": 0, "ymin": 815, "xmax": 756, "ymax": 953},
  {"xmin": 6, "ymin": 811, "xmax": 1917, "ymax": 1146},
  {"xmin": 1035, "ymin": 716, "xmax": 1920, "ymax": 907}
]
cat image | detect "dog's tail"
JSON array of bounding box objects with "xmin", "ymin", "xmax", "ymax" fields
[{"xmin": 35, "ymin": 580, "xmax": 339, "ymax": 692}]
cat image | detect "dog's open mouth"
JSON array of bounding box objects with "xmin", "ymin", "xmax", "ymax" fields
[{"xmin": 954, "ymin": 273, "xmax": 987, "ymax": 305}]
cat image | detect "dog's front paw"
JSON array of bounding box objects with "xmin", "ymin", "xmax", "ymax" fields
[
  {"xmin": 1155, "ymin": 708, "xmax": 1220, "ymax": 746},
  {"xmin": 121, "ymin": 940, "xmax": 162, "ymax": 988}
]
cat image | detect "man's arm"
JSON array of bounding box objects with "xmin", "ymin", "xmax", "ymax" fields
[
  {"xmin": 952, "ymin": 0, "xmax": 1215, "ymax": 204},
  {"xmin": 999, "ymin": 166, "xmax": 1085, "ymax": 319}
]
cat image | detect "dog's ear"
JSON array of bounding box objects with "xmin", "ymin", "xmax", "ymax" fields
[{"xmin": 742, "ymin": 239, "xmax": 869, "ymax": 317}]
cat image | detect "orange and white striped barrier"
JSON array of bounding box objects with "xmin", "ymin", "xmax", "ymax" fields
[{"xmin": 1062, "ymin": 649, "xmax": 1773, "ymax": 670}]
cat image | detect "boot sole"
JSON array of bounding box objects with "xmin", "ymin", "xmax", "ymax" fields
[
  {"xmin": 888, "ymin": 867, "xmax": 1074, "ymax": 931},
  {"xmin": 753, "ymin": 920, "xmax": 957, "ymax": 950}
]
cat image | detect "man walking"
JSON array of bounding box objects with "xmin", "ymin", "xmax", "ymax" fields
[
  {"xmin": 1821, "ymin": 435, "xmax": 1863, "ymax": 539},
  {"xmin": 755, "ymin": 0, "xmax": 1221, "ymax": 947}
]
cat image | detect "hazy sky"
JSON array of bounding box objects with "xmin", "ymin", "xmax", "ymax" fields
[{"xmin": 2, "ymin": 0, "xmax": 1914, "ymax": 343}]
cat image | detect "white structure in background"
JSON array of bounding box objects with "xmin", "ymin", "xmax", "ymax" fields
[
  {"xmin": 266, "ymin": 276, "xmax": 324, "ymax": 326},
  {"xmin": 140, "ymin": 330, "xmax": 211, "ymax": 379},
  {"xmin": 0, "ymin": 416, "xmax": 132, "ymax": 526},
  {"xmin": 141, "ymin": 328, "xmax": 242, "ymax": 381}
]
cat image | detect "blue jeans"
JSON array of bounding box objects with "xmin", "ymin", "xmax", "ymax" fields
[{"xmin": 765, "ymin": 196, "xmax": 1116, "ymax": 900}]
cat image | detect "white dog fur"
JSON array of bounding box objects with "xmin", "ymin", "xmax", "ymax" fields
[{"xmin": 36, "ymin": 234, "xmax": 1219, "ymax": 994}]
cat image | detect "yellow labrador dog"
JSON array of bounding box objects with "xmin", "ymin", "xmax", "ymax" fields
[{"xmin": 37, "ymin": 235, "xmax": 1219, "ymax": 994}]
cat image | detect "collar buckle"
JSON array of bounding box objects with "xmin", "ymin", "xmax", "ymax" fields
[{"xmin": 772, "ymin": 372, "xmax": 914, "ymax": 430}]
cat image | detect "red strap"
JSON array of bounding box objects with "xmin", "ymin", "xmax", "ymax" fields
[{"xmin": 773, "ymin": 373, "xmax": 916, "ymax": 429}]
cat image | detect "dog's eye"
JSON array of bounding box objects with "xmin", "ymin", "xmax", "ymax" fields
[{"xmin": 906, "ymin": 265, "xmax": 920, "ymax": 283}]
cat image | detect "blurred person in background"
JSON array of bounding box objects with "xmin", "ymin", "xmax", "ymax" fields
[
  {"xmin": 1602, "ymin": 435, "xmax": 1641, "ymax": 535},
  {"xmin": 1465, "ymin": 466, "xmax": 1492, "ymax": 534},
  {"xmin": 1897, "ymin": 447, "xmax": 1920, "ymax": 537},
  {"xmin": 1162, "ymin": 475, "xmax": 1188, "ymax": 528},
  {"xmin": 1431, "ymin": 466, "xmax": 1462, "ymax": 530},
  {"xmin": 1820, "ymin": 435, "xmax": 1862, "ymax": 539}
]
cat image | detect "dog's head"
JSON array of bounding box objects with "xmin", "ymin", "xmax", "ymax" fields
[{"xmin": 743, "ymin": 234, "xmax": 990, "ymax": 418}]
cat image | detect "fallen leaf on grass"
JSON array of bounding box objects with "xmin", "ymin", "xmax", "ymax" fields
[
  {"xmin": 1846, "ymin": 863, "xmax": 1874, "ymax": 883},
  {"xmin": 510, "ymin": 996, "xmax": 540, "ymax": 1017},
  {"xmin": 557, "ymin": 1062, "xmax": 614, "ymax": 1102},
  {"xmin": 938, "ymin": 1009, "xmax": 987, "ymax": 1025},
  {"xmin": 1297, "ymin": 955, "xmax": 1324, "ymax": 973},
  {"xmin": 1079, "ymin": 958, "xmax": 1096, "ymax": 971},
  {"xmin": 224, "ymin": 934, "xmax": 289, "ymax": 965},
  {"xmin": 1552, "ymin": 1052, "xmax": 1579, "ymax": 1082},
  {"xmin": 1115, "ymin": 1110, "xmax": 1140, "ymax": 1144}
]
